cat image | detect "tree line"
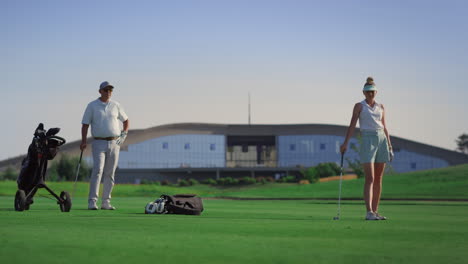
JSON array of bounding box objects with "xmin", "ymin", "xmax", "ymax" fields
[{"xmin": 0, "ymin": 154, "xmax": 91, "ymax": 181}]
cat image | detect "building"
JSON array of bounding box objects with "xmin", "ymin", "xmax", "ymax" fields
[{"xmin": 112, "ymin": 123, "xmax": 468, "ymax": 184}]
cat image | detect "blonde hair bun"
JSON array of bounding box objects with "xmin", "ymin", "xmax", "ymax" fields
[{"xmin": 365, "ymin": 77, "xmax": 375, "ymax": 86}]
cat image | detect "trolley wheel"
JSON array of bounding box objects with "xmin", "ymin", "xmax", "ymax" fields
[
  {"xmin": 59, "ymin": 191, "xmax": 72, "ymax": 212},
  {"xmin": 25, "ymin": 198, "xmax": 33, "ymax": 210},
  {"xmin": 14, "ymin": 190, "xmax": 27, "ymax": 211}
]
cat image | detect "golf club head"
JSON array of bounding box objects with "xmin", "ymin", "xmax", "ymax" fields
[
  {"xmin": 333, "ymin": 216, "xmax": 339, "ymax": 220},
  {"xmin": 46, "ymin": 127, "xmax": 61, "ymax": 137}
]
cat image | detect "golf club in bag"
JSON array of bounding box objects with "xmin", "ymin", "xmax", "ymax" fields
[
  {"xmin": 333, "ymin": 153, "xmax": 345, "ymax": 220},
  {"xmin": 15, "ymin": 123, "xmax": 71, "ymax": 212}
]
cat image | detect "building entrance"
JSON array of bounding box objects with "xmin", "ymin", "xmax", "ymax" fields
[{"xmin": 226, "ymin": 136, "xmax": 277, "ymax": 167}]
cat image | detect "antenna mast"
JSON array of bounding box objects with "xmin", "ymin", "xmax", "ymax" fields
[{"xmin": 248, "ymin": 92, "xmax": 251, "ymax": 125}]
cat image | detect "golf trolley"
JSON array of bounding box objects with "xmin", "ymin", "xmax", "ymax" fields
[{"xmin": 15, "ymin": 123, "xmax": 72, "ymax": 212}]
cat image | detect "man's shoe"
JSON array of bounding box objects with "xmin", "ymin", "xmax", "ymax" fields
[
  {"xmin": 101, "ymin": 204, "xmax": 116, "ymax": 210},
  {"xmin": 88, "ymin": 200, "xmax": 98, "ymax": 210},
  {"xmin": 365, "ymin": 211, "xmax": 379, "ymax": 220},
  {"xmin": 375, "ymin": 212, "xmax": 387, "ymax": 220}
]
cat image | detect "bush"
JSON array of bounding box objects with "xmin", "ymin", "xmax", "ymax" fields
[
  {"xmin": 141, "ymin": 179, "xmax": 160, "ymax": 185},
  {"xmin": 178, "ymin": 179, "xmax": 190, "ymax": 187},
  {"xmin": 346, "ymin": 135, "xmax": 364, "ymax": 178},
  {"xmin": 278, "ymin": 175, "xmax": 296, "ymax": 183},
  {"xmin": 223, "ymin": 177, "xmax": 235, "ymax": 186},
  {"xmin": 188, "ymin": 178, "xmax": 199, "ymax": 186},
  {"xmin": 49, "ymin": 154, "xmax": 91, "ymax": 181},
  {"xmin": 207, "ymin": 177, "xmax": 257, "ymax": 186},
  {"xmin": 302, "ymin": 167, "xmax": 319, "ymax": 183},
  {"xmin": 239, "ymin": 177, "xmax": 256, "ymax": 185},
  {"xmin": 301, "ymin": 163, "xmax": 342, "ymax": 183},
  {"xmin": 216, "ymin": 178, "xmax": 226, "ymax": 185},
  {"xmin": 140, "ymin": 179, "xmax": 150, "ymax": 184},
  {"xmin": 202, "ymin": 178, "xmax": 217, "ymax": 185},
  {"xmin": 346, "ymin": 158, "xmax": 364, "ymax": 178},
  {"xmin": 0, "ymin": 167, "xmax": 17, "ymax": 181},
  {"xmin": 315, "ymin": 163, "xmax": 341, "ymax": 178},
  {"xmin": 256, "ymin": 177, "xmax": 267, "ymax": 184},
  {"xmin": 47, "ymin": 167, "xmax": 60, "ymax": 181}
]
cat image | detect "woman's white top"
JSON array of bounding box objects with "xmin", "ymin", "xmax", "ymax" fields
[{"xmin": 359, "ymin": 100, "xmax": 384, "ymax": 131}]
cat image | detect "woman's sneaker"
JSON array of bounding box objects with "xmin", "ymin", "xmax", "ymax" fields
[
  {"xmin": 365, "ymin": 211, "xmax": 379, "ymax": 220},
  {"xmin": 375, "ymin": 213, "xmax": 387, "ymax": 220}
]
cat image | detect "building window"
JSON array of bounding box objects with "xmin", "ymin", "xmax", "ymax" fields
[
  {"xmin": 210, "ymin": 143, "xmax": 216, "ymax": 151},
  {"xmin": 302, "ymin": 140, "xmax": 314, "ymax": 153},
  {"xmin": 184, "ymin": 143, "xmax": 190, "ymax": 150},
  {"xmin": 162, "ymin": 142, "xmax": 168, "ymax": 149},
  {"xmin": 290, "ymin": 144, "xmax": 296, "ymax": 151},
  {"xmin": 411, "ymin": 162, "xmax": 417, "ymax": 169},
  {"xmin": 320, "ymin": 143, "xmax": 326, "ymax": 150}
]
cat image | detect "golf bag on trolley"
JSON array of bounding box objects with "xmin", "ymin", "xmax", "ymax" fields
[
  {"xmin": 145, "ymin": 194, "xmax": 204, "ymax": 215},
  {"xmin": 15, "ymin": 123, "xmax": 71, "ymax": 212}
]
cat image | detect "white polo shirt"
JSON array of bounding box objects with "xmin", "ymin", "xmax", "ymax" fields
[{"xmin": 82, "ymin": 98, "xmax": 128, "ymax": 138}]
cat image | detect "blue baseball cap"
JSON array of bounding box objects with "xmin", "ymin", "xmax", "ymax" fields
[{"xmin": 99, "ymin": 81, "xmax": 114, "ymax": 90}]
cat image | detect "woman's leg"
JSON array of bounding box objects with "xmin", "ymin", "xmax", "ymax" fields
[
  {"xmin": 372, "ymin": 162, "xmax": 386, "ymax": 213},
  {"xmin": 362, "ymin": 162, "xmax": 375, "ymax": 212}
]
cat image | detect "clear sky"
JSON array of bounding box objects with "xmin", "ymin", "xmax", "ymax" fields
[{"xmin": 1, "ymin": 0, "xmax": 467, "ymax": 160}]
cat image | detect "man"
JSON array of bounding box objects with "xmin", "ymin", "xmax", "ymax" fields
[{"xmin": 80, "ymin": 81, "xmax": 129, "ymax": 210}]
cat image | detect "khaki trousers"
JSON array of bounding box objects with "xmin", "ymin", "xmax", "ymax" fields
[{"xmin": 88, "ymin": 140, "xmax": 120, "ymax": 204}]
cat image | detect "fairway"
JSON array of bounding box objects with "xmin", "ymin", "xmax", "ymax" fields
[{"xmin": 1, "ymin": 197, "xmax": 467, "ymax": 264}]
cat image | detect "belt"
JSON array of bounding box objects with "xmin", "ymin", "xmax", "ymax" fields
[{"xmin": 94, "ymin": 137, "xmax": 119, "ymax": 141}]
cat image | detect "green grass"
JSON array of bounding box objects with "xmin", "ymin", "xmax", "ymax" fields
[
  {"xmin": 1, "ymin": 165, "xmax": 468, "ymax": 263},
  {"xmin": 1, "ymin": 197, "xmax": 467, "ymax": 264}
]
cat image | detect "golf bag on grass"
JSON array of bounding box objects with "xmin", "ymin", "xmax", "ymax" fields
[
  {"xmin": 15, "ymin": 123, "xmax": 71, "ymax": 212},
  {"xmin": 145, "ymin": 194, "xmax": 204, "ymax": 215}
]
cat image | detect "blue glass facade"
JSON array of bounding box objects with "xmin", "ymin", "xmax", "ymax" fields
[
  {"xmin": 390, "ymin": 149, "xmax": 448, "ymax": 172},
  {"xmin": 115, "ymin": 133, "xmax": 450, "ymax": 172},
  {"xmin": 118, "ymin": 134, "xmax": 225, "ymax": 168},
  {"xmin": 278, "ymin": 135, "xmax": 359, "ymax": 167}
]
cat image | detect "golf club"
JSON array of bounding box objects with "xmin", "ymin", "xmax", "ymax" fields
[
  {"xmin": 72, "ymin": 150, "xmax": 83, "ymax": 198},
  {"xmin": 333, "ymin": 153, "xmax": 344, "ymax": 220}
]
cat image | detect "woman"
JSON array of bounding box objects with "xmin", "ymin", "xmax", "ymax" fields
[{"xmin": 340, "ymin": 77, "xmax": 394, "ymax": 220}]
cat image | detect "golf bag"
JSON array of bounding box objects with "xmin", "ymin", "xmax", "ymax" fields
[
  {"xmin": 145, "ymin": 194, "xmax": 204, "ymax": 215},
  {"xmin": 15, "ymin": 123, "xmax": 71, "ymax": 212}
]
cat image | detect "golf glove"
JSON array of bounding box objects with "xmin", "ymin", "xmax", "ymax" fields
[
  {"xmin": 116, "ymin": 131, "xmax": 128, "ymax": 145},
  {"xmin": 389, "ymin": 149, "xmax": 394, "ymax": 162}
]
